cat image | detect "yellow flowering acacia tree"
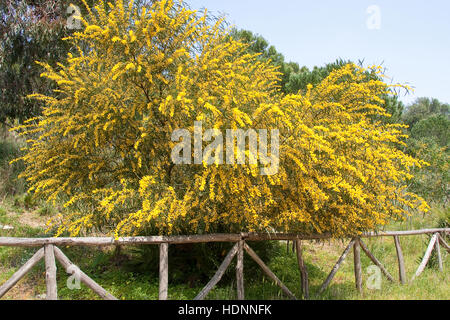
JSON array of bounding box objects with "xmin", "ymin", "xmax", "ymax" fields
[{"xmin": 14, "ymin": 0, "xmax": 428, "ymax": 238}]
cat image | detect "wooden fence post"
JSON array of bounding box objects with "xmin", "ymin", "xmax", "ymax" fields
[
  {"xmin": 394, "ymin": 236, "xmax": 406, "ymax": 284},
  {"xmin": 359, "ymin": 238, "xmax": 395, "ymax": 282},
  {"xmin": 353, "ymin": 238, "xmax": 363, "ymax": 295},
  {"xmin": 53, "ymin": 246, "xmax": 118, "ymax": 300},
  {"xmin": 236, "ymin": 240, "xmax": 245, "ymax": 300},
  {"xmin": 159, "ymin": 242, "xmax": 169, "ymax": 300},
  {"xmin": 435, "ymin": 234, "xmax": 443, "ymax": 272},
  {"xmin": 318, "ymin": 239, "xmax": 355, "ymax": 295},
  {"xmin": 438, "ymin": 234, "xmax": 450, "ymax": 253},
  {"xmin": 412, "ymin": 233, "xmax": 438, "ymax": 281},
  {"xmin": 44, "ymin": 244, "xmax": 58, "ymax": 300},
  {"xmin": 244, "ymin": 242, "xmax": 297, "ymax": 300},
  {"xmin": 195, "ymin": 243, "xmax": 239, "ymax": 300},
  {"xmin": 0, "ymin": 247, "xmax": 44, "ymax": 298},
  {"xmin": 295, "ymin": 240, "xmax": 309, "ymax": 299}
]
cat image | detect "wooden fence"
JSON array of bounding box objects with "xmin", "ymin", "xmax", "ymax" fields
[{"xmin": 0, "ymin": 228, "xmax": 448, "ymax": 300}]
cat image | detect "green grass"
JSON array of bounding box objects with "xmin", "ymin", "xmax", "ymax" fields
[{"xmin": 0, "ymin": 200, "xmax": 448, "ymax": 300}]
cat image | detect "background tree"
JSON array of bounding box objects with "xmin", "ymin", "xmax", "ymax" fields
[
  {"xmin": 402, "ymin": 97, "xmax": 449, "ymax": 129},
  {"xmin": 410, "ymin": 114, "xmax": 449, "ymax": 147},
  {"xmin": 0, "ymin": 0, "xmax": 152, "ymax": 124},
  {"xmin": 402, "ymin": 97, "xmax": 449, "ymax": 204},
  {"xmin": 406, "ymin": 138, "xmax": 448, "ymax": 204},
  {"xmin": 0, "ymin": 0, "xmax": 66, "ymax": 124}
]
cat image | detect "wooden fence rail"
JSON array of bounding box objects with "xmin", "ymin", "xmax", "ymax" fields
[{"xmin": 0, "ymin": 228, "xmax": 448, "ymax": 300}]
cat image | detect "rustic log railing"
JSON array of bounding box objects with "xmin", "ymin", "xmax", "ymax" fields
[{"xmin": 0, "ymin": 228, "xmax": 448, "ymax": 300}]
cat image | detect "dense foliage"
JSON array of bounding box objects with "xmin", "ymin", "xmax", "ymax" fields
[
  {"xmin": 0, "ymin": 0, "xmax": 151, "ymax": 124},
  {"xmin": 14, "ymin": 0, "xmax": 429, "ymax": 238},
  {"xmin": 403, "ymin": 98, "xmax": 449, "ymax": 204},
  {"xmin": 0, "ymin": 0, "xmax": 66, "ymax": 124}
]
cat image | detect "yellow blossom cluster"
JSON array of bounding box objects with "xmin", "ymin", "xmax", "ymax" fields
[{"xmin": 13, "ymin": 0, "xmax": 428, "ymax": 238}]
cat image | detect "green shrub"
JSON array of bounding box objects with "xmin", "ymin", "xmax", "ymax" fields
[
  {"xmin": 13, "ymin": 194, "xmax": 24, "ymax": 208},
  {"xmin": 0, "ymin": 137, "xmax": 26, "ymax": 196},
  {"xmin": 37, "ymin": 203, "xmax": 56, "ymax": 216},
  {"xmin": 12, "ymin": 193, "xmax": 37, "ymax": 210},
  {"xmin": 23, "ymin": 193, "xmax": 36, "ymax": 209}
]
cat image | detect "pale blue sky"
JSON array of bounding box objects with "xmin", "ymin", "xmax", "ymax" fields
[{"xmin": 187, "ymin": 0, "xmax": 450, "ymax": 105}]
